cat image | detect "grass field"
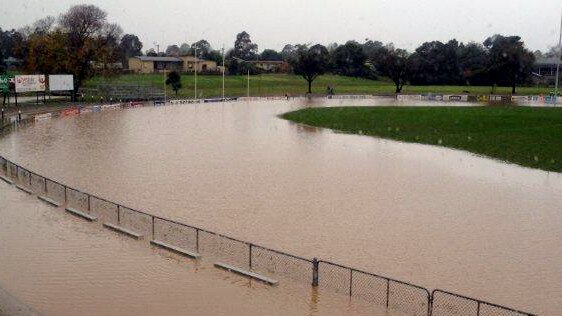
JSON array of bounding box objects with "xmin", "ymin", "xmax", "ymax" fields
[
  {"xmin": 281, "ymin": 106, "xmax": 562, "ymax": 173},
  {"xmin": 85, "ymin": 74, "xmax": 553, "ymax": 98}
]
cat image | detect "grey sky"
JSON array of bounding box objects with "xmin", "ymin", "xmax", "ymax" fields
[{"xmin": 1, "ymin": 0, "xmax": 561, "ymax": 53}]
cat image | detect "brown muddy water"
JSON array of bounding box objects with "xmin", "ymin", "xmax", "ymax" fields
[
  {"xmin": 0, "ymin": 180, "xmax": 388, "ymax": 316},
  {"xmin": 0, "ymin": 98, "xmax": 561, "ymax": 315}
]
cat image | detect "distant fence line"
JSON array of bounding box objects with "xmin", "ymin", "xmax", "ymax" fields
[{"xmin": 0, "ymin": 99, "xmax": 539, "ymax": 316}]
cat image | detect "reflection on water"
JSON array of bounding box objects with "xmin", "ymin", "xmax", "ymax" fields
[{"xmin": 0, "ymin": 98, "xmax": 560, "ymax": 315}]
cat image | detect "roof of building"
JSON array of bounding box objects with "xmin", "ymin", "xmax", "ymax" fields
[
  {"xmin": 535, "ymin": 57, "xmax": 561, "ymax": 66},
  {"xmin": 250, "ymin": 60, "xmax": 288, "ymax": 64},
  {"xmin": 135, "ymin": 56, "xmax": 183, "ymax": 62}
]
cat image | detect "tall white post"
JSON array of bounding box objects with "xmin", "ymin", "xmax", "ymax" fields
[
  {"xmin": 222, "ymin": 45, "xmax": 225, "ymax": 100},
  {"xmin": 555, "ymin": 10, "xmax": 562, "ymax": 103},
  {"xmin": 194, "ymin": 48, "xmax": 198, "ymax": 100}
]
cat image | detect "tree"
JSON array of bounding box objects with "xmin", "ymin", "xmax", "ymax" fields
[
  {"xmin": 58, "ymin": 4, "xmax": 120, "ymax": 100},
  {"xmin": 457, "ymin": 42, "xmax": 488, "ymax": 85},
  {"xmin": 120, "ymin": 34, "xmax": 143, "ymax": 63},
  {"xmin": 233, "ymin": 31, "xmax": 258, "ymax": 60},
  {"xmin": 179, "ymin": 43, "xmax": 190, "ymax": 56},
  {"xmin": 332, "ymin": 40, "xmax": 369, "ymax": 77},
  {"xmin": 206, "ymin": 50, "xmax": 223, "ymax": 65},
  {"xmin": 409, "ymin": 40, "xmax": 461, "ymax": 85},
  {"xmin": 165, "ymin": 45, "xmax": 180, "ymax": 57},
  {"xmin": 281, "ymin": 44, "xmax": 297, "ymax": 62},
  {"xmin": 260, "ymin": 49, "xmax": 282, "ymax": 61},
  {"xmin": 166, "ymin": 71, "xmax": 182, "ymax": 95},
  {"xmin": 292, "ymin": 44, "xmax": 330, "ymax": 93},
  {"xmin": 375, "ymin": 45, "xmax": 412, "ymax": 93},
  {"xmin": 484, "ymin": 35, "xmax": 535, "ymax": 94},
  {"xmin": 146, "ymin": 48, "xmax": 157, "ymax": 57},
  {"xmin": 191, "ymin": 39, "xmax": 211, "ymax": 58}
]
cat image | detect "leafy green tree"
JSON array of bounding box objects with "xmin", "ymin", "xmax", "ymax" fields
[
  {"xmin": 260, "ymin": 49, "xmax": 282, "ymax": 61},
  {"xmin": 457, "ymin": 42, "xmax": 488, "ymax": 85},
  {"xmin": 484, "ymin": 35, "xmax": 535, "ymax": 94},
  {"xmin": 292, "ymin": 44, "xmax": 330, "ymax": 93},
  {"xmin": 233, "ymin": 31, "xmax": 258, "ymax": 60},
  {"xmin": 179, "ymin": 43, "xmax": 190, "ymax": 56},
  {"xmin": 332, "ymin": 40, "xmax": 370, "ymax": 78},
  {"xmin": 281, "ymin": 44, "xmax": 297, "ymax": 62},
  {"xmin": 409, "ymin": 40, "xmax": 461, "ymax": 85},
  {"xmin": 206, "ymin": 50, "xmax": 223, "ymax": 65},
  {"xmin": 166, "ymin": 71, "xmax": 182, "ymax": 95},
  {"xmin": 191, "ymin": 40, "xmax": 212, "ymax": 58},
  {"xmin": 375, "ymin": 45, "xmax": 412, "ymax": 93},
  {"xmin": 120, "ymin": 34, "xmax": 143, "ymax": 62},
  {"xmin": 165, "ymin": 44, "xmax": 180, "ymax": 57}
]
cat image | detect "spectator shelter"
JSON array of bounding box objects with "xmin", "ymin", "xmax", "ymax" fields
[
  {"xmin": 249, "ymin": 60, "xmax": 290, "ymax": 73},
  {"xmin": 533, "ymin": 57, "xmax": 561, "ymax": 85},
  {"xmin": 128, "ymin": 56, "xmax": 218, "ymax": 74}
]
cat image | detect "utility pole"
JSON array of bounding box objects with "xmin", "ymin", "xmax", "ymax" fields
[
  {"xmin": 555, "ymin": 9, "xmax": 562, "ymax": 103},
  {"xmin": 232, "ymin": 57, "xmax": 250, "ymax": 98}
]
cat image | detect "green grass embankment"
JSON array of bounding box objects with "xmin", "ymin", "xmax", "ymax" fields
[
  {"xmin": 84, "ymin": 74, "xmax": 551, "ymax": 98},
  {"xmin": 281, "ymin": 106, "xmax": 562, "ymax": 173}
]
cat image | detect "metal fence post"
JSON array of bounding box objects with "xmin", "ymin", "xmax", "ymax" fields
[
  {"xmin": 152, "ymin": 216, "xmax": 155, "ymax": 240},
  {"xmin": 349, "ymin": 269, "xmax": 353, "ymax": 296},
  {"xmin": 87, "ymin": 195, "xmax": 91, "ymax": 212},
  {"xmin": 477, "ymin": 302, "xmax": 481, "ymax": 316},
  {"xmin": 117, "ymin": 205, "xmax": 121, "ymax": 224},
  {"xmin": 312, "ymin": 258, "xmax": 319, "ymax": 286},
  {"xmin": 249, "ymin": 243, "xmax": 253, "ymax": 269},
  {"xmin": 386, "ymin": 279, "xmax": 390, "ymax": 308},
  {"xmin": 196, "ymin": 229, "xmax": 199, "ymax": 252},
  {"xmin": 44, "ymin": 178, "xmax": 47, "ymax": 194}
]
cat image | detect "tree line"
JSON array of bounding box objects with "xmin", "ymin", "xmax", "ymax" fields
[{"xmin": 0, "ymin": 4, "xmax": 558, "ymax": 96}]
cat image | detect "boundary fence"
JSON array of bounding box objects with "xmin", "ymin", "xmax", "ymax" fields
[{"xmin": 0, "ymin": 103, "xmax": 539, "ymax": 316}]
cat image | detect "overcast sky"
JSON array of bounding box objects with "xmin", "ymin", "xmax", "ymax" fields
[{"xmin": 1, "ymin": 0, "xmax": 561, "ymax": 53}]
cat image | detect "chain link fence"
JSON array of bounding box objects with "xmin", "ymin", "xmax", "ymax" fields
[{"xmin": 0, "ymin": 154, "xmax": 538, "ymax": 316}]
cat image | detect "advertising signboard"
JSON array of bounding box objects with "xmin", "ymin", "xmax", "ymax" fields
[
  {"xmin": 0, "ymin": 75, "xmax": 10, "ymax": 93},
  {"xmin": 48, "ymin": 75, "xmax": 74, "ymax": 91},
  {"xmin": 15, "ymin": 75, "xmax": 46, "ymax": 93}
]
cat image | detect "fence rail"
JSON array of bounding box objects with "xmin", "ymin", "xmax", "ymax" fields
[{"xmin": 0, "ymin": 106, "xmax": 539, "ymax": 316}]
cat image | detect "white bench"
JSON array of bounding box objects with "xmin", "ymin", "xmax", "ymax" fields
[
  {"xmin": 150, "ymin": 240, "xmax": 201, "ymax": 259},
  {"xmin": 66, "ymin": 207, "xmax": 98, "ymax": 221},
  {"xmin": 214, "ymin": 262, "xmax": 279, "ymax": 286},
  {"xmin": 37, "ymin": 195, "xmax": 61, "ymax": 207}
]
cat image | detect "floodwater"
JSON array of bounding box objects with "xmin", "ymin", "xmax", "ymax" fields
[
  {"xmin": 0, "ymin": 98, "xmax": 561, "ymax": 315},
  {"xmin": 0, "ymin": 180, "xmax": 387, "ymax": 316}
]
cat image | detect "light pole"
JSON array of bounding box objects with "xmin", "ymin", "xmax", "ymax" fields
[
  {"xmin": 222, "ymin": 45, "xmax": 225, "ymax": 100},
  {"xmin": 232, "ymin": 57, "xmax": 250, "ymax": 98},
  {"xmin": 194, "ymin": 47, "xmax": 198, "ymax": 99},
  {"xmin": 153, "ymin": 42, "xmax": 160, "ymax": 55},
  {"xmin": 555, "ymin": 10, "xmax": 562, "ymax": 103}
]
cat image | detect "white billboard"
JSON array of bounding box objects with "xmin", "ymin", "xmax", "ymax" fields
[
  {"xmin": 15, "ymin": 75, "xmax": 46, "ymax": 93},
  {"xmin": 49, "ymin": 75, "xmax": 74, "ymax": 92}
]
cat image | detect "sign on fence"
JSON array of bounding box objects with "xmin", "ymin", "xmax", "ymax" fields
[
  {"xmin": 0, "ymin": 75, "xmax": 10, "ymax": 93},
  {"xmin": 48, "ymin": 75, "xmax": 74, "ymax": 92},
  {"xmin": 15, "ymin": 75, "xmax": 46, "ymax": 93}
]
